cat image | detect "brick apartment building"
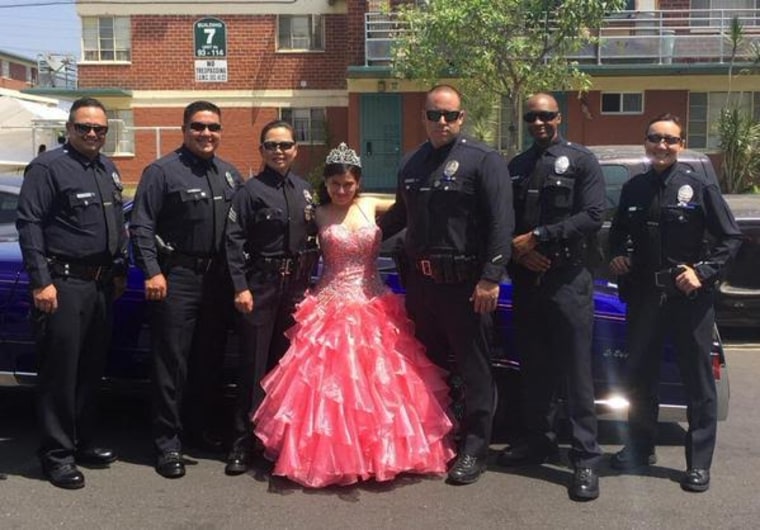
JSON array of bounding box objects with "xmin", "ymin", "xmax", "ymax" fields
[
  {"xmin": 24, "ymin": 0, "xmax": 760, "ymax": 186},
  {"xmin": 0, "ymin": 51, "xmax": 37, "ymax": 91}
]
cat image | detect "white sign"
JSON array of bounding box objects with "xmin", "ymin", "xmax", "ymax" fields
[{"xmin": 195, "ymin": 60, "xmax": 228, "ymax": 82}]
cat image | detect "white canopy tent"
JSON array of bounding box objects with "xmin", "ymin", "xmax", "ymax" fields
[{"xmin": 0, "ymin": 92, "xmax": 69, "ymax": 172}]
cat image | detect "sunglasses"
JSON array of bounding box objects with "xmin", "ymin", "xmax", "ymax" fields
[
  {"xmin": 646, "ymin": 134, "xmax": 682, "ymax": 145},
  {"xmin": 262, "ymin": 141, "xmax": 296, "ymax": 151},
  {"xmin": 72, "ymin": 123, "xmax": 109, "ymax": 136},
  {"xmin": 188, "ymin": 121, "xmax": 222, "ymax": 132},
  {"xmin": 523, "ymin": 111, "xmax": 559, "ymax": 123},
  {"xmin": 425, "ymin": 110, "xmax": 462, "ymax": 123}
]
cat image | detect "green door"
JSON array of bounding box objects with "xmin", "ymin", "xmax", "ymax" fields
[{"xmin": 360, "ymin": 94, "xmax": 402, "ymax": 192}]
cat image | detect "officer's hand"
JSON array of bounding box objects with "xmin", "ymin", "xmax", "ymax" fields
[
  {"xmin": 33, "ymin": 284, "xmax": 58, "ymax": 313},
  {"xmin": 234, "ymin": 289, "xmax": 254, "ymax": 314},
  {"xmin": 609, "ymin": 256, "xmax": 632, "ymax": 276},
  {"xmin": 470, "ymin": 280, "xmax": 500, "ymax": 314},
  {"xmin": 675, "ymin": 265, "xmax": 702, "ymax": 295},
  {"xmin": 517, "ymin": 250, "xmax": 551, "ymax": 273},
  {"xmin": 113, "ymin": 275, "xmax": 127, "ymax": 300},
  {"xmin": 512, "ymin": 232, "xmax": 538, "ymax": 259},
  {"xmin": 145, "ymin": 274, "xmax": 167, "ymax": 301}
]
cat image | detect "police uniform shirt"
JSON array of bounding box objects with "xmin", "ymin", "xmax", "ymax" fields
[
  {"xmin": 609, "ymin": 161, "xmax": 742, "ymax": 284},
  {"xmin": 509, "ymin": 136, "xmax": 605, "ymax": 241},
  {"xmin": 17, "ymin": 143, "xmax": 127, "ymax": 289},
  {"xmin": 380, "ymin": 136, "xmax": 513, "ymax": 283},
  {"xmin": 130, "ymin": 145, "xmax": 242, "ymax": 279},
  {"xmin": 225, "ymin": 166, "xmax": 315, "ymax": 294}
]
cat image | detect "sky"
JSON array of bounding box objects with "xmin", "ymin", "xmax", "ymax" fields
[{"xmin": 0, "ymin": 1, "xmax": 80, "ymax": 60}]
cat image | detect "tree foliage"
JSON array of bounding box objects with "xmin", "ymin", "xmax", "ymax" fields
[{"xmin": 391, "ymin": 0, "xmax": 626, "ymax": 154}]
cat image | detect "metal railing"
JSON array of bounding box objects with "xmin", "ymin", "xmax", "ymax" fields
[{"xmin": 364, "ymin": 9, "xmax": 760, "ymax": 67}]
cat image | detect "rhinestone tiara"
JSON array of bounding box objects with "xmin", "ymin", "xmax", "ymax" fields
[{"xmin": 325, "ymin": 142, "xmax": 361, "ymax": 168}]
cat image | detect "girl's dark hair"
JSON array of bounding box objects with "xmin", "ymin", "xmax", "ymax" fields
[{"xmin": 317, "ymin": 163, "xmax": 362, "ymax": 204}]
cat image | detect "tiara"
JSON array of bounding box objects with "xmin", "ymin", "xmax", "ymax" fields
[{"xmin": 325, "ymin": 142, "xmax": 361, "ymax": 168}]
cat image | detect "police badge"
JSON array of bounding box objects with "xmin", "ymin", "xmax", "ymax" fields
[
  {"xmin": 677, "ymin": 184, "xmax": 694, "ymax": 206},
  {"xmin": 225, "ymin": 171, "xmax": 235, "ymax": 189},
  {"xmin": 554, "ymin": 156, "xmax": 570, "ymax": 175},
  {"xmin": 444, "ymin": 160, "xmax": 459, "ymax": 178}
]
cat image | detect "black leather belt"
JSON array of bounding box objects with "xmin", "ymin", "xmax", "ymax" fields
[
  {"xmin": 164, "ymin": 253, "xmax": 214, "ymax": 274},
  {"xmin": 253, "ymin": 256, "xmax": 296, "ymax": 276},
  {"xmin": 49, "ymin": 260, "xmax": 112, "ymax": 281}
]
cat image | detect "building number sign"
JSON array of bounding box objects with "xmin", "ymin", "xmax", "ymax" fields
[{"xmin": 194, "ymin": 17, "xmax": 227, "ymax": 58}]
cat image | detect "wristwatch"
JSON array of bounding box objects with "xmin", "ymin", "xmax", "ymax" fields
[{"xmin": 531, "ymin": 226, "xmax": 546, "ymax": 241}]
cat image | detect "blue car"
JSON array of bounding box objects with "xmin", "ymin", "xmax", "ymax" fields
[{"xmin": 0, "ymin": 165, "xmax": 730, "ymax": 432}]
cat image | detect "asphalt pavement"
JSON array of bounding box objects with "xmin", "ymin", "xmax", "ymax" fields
[{"xmin": 2, "ymin": 337, "xmax": 760, "ymax": 529}]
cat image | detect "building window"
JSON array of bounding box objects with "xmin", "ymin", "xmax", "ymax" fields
[
  {"xmin": 277, "ymin": 15, "xmax": 324, "ymax": 51},
  {"xmin": 83, "ymin": 16, "xmax": 131, "ymax": 62},
  {"xmin": 601, "ymin": 92, "xmax": 643, "ymax": 114},
  {"xmin": 688, "ymin": 92, "xmax": 754, "ymax": 150},
  {"xmin": 1, "ymin": 60, "xmax": 9, "ymax": 78},
  {"xmin": 103, "ymin": 111, "xmax": 134, "ymax": 155},
  {"xmin": 691, "ymin": 0, "xmax": 758, "ymax": 27},
  {"xmin": 280, "ymin": 108, "xmax": 326, "ymax": 144}
]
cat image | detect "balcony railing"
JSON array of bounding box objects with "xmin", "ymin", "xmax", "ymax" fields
[{"xmin": 364, "ymin": 9, "xmax": 760, "ymax": 67}]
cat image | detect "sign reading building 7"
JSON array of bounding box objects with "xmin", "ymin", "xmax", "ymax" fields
[{"xmin": 194, "ymin": 17, "xmax": 227, "ymax": 58}]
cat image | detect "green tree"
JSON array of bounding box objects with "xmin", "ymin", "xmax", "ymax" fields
[
  {"xmin": 390, "ymin": 0, "xmax": 626, "ymax": 154},
  {"xmin": 717, "ymin": 16, "xmax": 760, "ymax": 193}
]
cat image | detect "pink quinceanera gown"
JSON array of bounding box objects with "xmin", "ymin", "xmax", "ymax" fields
[{"xmin": 253, "ymin": 222, "xmax": 455, "ymax": 488}]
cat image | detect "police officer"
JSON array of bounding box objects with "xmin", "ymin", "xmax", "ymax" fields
[
  {"xmin": 224, "ymin": 120, "xmax": 318, "ymax": 476},
  {"xmin": 380, "ymin": 84, "xmax": 513, "ymax": 485},
  {"xmin": 17, "ymin": 96, "xmax": 127, "ymax": 489},
  {"xmin": 130, "ymin": 100, "xmax": 242, "ymax": 479},
  {"xmin": 497, "ymin": 93, "xmax": 605, "ymax": 502},
  {"xmin": 608, "ymin": 113, "xmax": 741, "ymax": 493}
]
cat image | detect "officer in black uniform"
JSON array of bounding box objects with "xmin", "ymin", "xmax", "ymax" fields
[
  {"xmin": 497, "ymin": 93, "xmax": 605, "ymax": 502},
  {"xmin": 608, "ymin": 113, "xmax": 741, "ymax": 493},
  {"xmin": 130, "ymin": 100, "xmax": 242, "ymax": 479},
  {"xmin": 224, "ymin": 120, "xmax": 318, "ymax": 476},
  {"xmin": 380, "ymin": 85, "xmax": 513, "ymax": 485},
  {"xmin": 17, "ymin": 97, "xmax": 127, "ymax": 489}
]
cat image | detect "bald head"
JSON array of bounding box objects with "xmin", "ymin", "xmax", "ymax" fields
[{"xmin": 524, "ymin": 93, "xmax": 561, "ymax": 147}]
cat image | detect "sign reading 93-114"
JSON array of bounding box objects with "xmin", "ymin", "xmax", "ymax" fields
[{"xmin": 194, "ymin": 17, "xmax": 228, "ymax": 82}]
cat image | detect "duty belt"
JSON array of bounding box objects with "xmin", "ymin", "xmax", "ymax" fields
[
  {"xmin": 48, "ymin": 259, "xmax": 112, "ymax": 282},
  {"xmin": 252, "ymin": 256, "xmax": 296, "ymax": 276},
  {"xmin": 414, "ymin": 254, "xmax": 479, "ymax": 284},
  {"xmin": 164, "ymin": 253, "xmax": 214, "ymax": 274}
]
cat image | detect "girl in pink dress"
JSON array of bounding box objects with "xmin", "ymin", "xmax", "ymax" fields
[{"xmin": 252, "ymin": 143, "xmax": 455, "ymax": 488}]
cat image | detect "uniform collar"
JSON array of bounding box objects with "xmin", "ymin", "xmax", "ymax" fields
[
  {"xmin": 532, "ymin": 134, "xmax": 565, "ymax": 155},
  {"xmin": 178, "ymin": 145, "xmax": 218, "ymax": 171},
  {"xmin": 650, "ymin": 161, "xmax": 679, "ymax": 186},
  {"xmin": 259, "ymin": 165, "xmax": 295, "ymax": 188},
  {"xmin": 64, "ymin": 142, "xmax": 106, "ymax": 169}
]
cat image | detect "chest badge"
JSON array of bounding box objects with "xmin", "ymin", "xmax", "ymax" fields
[
  {"xmin": 677, "ymin": 184, "xmax": 694, "ymax": 206},
  {"xmin": 225, "ymin": 171, "xmax": 235, "ymax": 189},
  {"xmin": 554, "ymin": 156, "xmax": 570, "ymax": 175},
  {"xmin": 443, "ymin": 160, "xmax": 459, "ymax": 178}
]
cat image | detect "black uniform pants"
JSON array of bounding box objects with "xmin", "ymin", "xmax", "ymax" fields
[
  {"xmin": 624, "ymin": 285, "xmax": 717, "ymax": 469},
  {"xmin": 404, "ymin": 271, "xmax": 494, "ymax": 458},
  {"xmin": 230, "ymin": 272, "xmax": 307, "ymax": 453},
  {"xmin": 34, "ymin": 276, "xmax": 113, "ymax": 467},
  {"xmin": 512, "ymin": 265, "xmax": 602, "ymax": 468},
  {"xmin": 150, "ymin": 263, "xmax": 231, "ymax": 454}
]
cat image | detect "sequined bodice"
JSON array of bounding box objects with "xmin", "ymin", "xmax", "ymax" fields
[{"xmin": 313, "ymin": 224, "xmax": 387, "ymax": 303}]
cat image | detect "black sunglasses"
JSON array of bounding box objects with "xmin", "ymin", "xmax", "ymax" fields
[
  {"xmin": 262, "ymin": 141, "xmax": 296, "ymax": 151},
  {"xmin": 646, "ymin": 134, "xmax": 682, "ymax": 145},
  {"xmin": 72, "ymin": 123, "xmax": 109, "ymax": 136},
  {"xmin": 523, "ymin": 111, "xmax": 559, "ymax": 123},
  {"xmin": 188, "ymin": 121, "xmax": 222, "ymax": 132},
  {"xmin": 425, "ymin": 110, "xmax": 462, "ymax": 123}
]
